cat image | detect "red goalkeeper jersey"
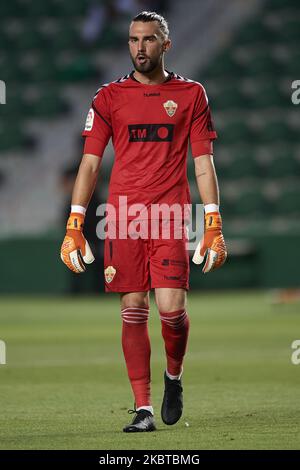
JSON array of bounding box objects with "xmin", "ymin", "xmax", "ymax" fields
[{"xmin": 82, "ymin": 71, "xmax": 217, "ymax": 220}]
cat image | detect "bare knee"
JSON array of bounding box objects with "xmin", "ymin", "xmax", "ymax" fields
[
  {"xmin": 155, "ymin": 288, "xmax": 187, "ymax": 313},
  {"xmin": 120, "ymin": 291, "xmax": 150, "ymax": 310}
]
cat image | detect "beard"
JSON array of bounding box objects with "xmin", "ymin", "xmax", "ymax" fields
[{"xmin": 130, "ymin": 54, "xmax": 159, "ymax": 74}]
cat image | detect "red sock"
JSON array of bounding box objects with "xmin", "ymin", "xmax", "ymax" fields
[
  {"xmin": 159, "ymin": 309, "xmax": 190, "ymax": 376},
  {"xmin": 121, "ymin": 307, "xmax": 151, "ymax": 408}
]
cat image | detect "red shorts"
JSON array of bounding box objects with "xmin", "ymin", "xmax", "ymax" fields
[{"xmin": 104, "ymin": 219, "xmax": 190, "ymax": 292}]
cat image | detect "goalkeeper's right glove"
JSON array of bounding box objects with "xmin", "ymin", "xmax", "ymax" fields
[{"xmin": 60, "ymin": 212, "xmax": 95, "ymax": 273}]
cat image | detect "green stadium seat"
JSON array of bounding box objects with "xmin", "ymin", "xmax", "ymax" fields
[
  {"xmin": 220, "ymin": 120, "xmax": 255, "ymax": 145},
  {"xmin": 55, "ymin": 0, "xmax": 87, "ymax": 17},
  {"xmin": 212, "ymin": 86, "xmax": 248, "ymax": 111},
  {"xmin": 24, "ymin": 1, "xmax": 58, "ymax": 17},
  {"xmin": 0, "ymin": 88, "xmax": 27, "ymax": 120},
  {"xmin": 266, "ymin": 0, "xmax": 299, "ymax": 9},
  {"xmin": 226, "ymin": 147, "xmax": 260, "ymax": 179},
  {"xmin": 236, "ymin": 21, "xmax": 276, "ymax": 45},
  {"xmin": 273, "ymin": 186, "xmax": 300, "ymax": 215},
  {"xmin": 25, "ymin": 87, "xmax": 70, "ymax": 118},
  {"xmin": 47, "ymin": 26, "xmax": 80, "ymax": 51},
  {"xmin": 56, "ymin": 56, "xmax": 99, "ymax": 82},
  {"xmin": 284, "ymin": 52, "xmax": 300, "ymax": 76},
  {"xmin": 215, "ymin": 145, "xmax": 261, "ymax": 180},
  {"xmin": 280, "ymin": 19, "xmax": 300, "ymax": 43},
  {"xmin": 246, "ymin": 54, "xmax": 283, "ymax": 77},
  {"xmin": 0, "ymin": 0, "xmax": 25, "ymax": 18},
  {"xmin": 204, "ymin": 53, "xmax": 244, "ymax": 78},
  {"xmin": 98, "ymin": 25, "xmax": 125, "ymax": 49},
  {"xmin": 252, "ymin": 82, "xmax": 289, "ymax": 109},
  {"xmin": 0, "ymin": 120, "xmax": 29, "ymax": 151},
  {"xmin": 260, "ymin": 120, "xmax": 298, "ymax": 143},
  {"xmin": 12, "ymin": 28, "xmax": 46, "ymax": 51},
  {"xmin": 219, "ymin": 194, "xmax": 233, "ymax": 215},
  {"xmin": 20, "ymin": 54, "xmax": 59, "ymax": 82},
  {"xmin": 0, "ymin": 55, "xmax": 20, "ymax": 83},
  {"xmin": 0, "ymin": 26, "xmax": 14, "ymax": 50},
  {"xmin": 213, "ymin": 154, "xmax": 232, "ymax": 180},
  {"xmin": 266, "ymin": 149, "xmax": 300, "ymax": 178},
  {"xmin": 232, "ymin": 188, "xmax": 269, "ymax": 217}
]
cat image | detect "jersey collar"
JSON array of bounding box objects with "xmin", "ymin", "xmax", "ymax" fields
[{"xmin": 129, "ymin": 70, "xmax": 174, "ymax": 85}]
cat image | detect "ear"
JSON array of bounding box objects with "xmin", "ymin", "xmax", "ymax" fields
[{"xmin": 163, "ymin": 38, "xmax": 172, "ymax": 52}]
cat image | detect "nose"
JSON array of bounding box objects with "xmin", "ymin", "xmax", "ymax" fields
[{"xmin": 138, "ymin": 40, "xmax": 146, "ymax": 52}]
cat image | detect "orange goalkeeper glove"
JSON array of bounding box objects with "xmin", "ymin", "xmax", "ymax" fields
[
  {"xmin": 60, "ymin": 212, "xmax": 95, "ymax": 273},
  {"xmin": 192, "ymin": 212, "xmax": 227, "ymax": 273}
]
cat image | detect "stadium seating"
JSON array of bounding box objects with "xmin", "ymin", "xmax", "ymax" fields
[
  {"xmin": 194, "ymin": 0, "xmax": 300, "ymax": 232},
  {"xmin": 0, "ymin": 0, "xmax": 127, "ymax": 150}
]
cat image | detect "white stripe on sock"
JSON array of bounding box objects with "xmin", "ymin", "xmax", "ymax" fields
[
  {"xmin": 166, "ymin": 368, "xmax": 183, "ymax": 381},
  {"xmin": 136, "ymin": 405, "xmax": 154, "ymax": 415}
]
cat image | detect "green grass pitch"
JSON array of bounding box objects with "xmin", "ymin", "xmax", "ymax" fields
[{"xmin": 0, "ymin": 291, "xmax": 300, "ymax": 450}]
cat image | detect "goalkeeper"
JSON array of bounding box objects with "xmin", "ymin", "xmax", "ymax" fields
[{"xmin": 61, "ymin": 11, "xmax": 227, "ymax": 433}]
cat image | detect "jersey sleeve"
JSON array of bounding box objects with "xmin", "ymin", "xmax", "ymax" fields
[
  {"xmin": 82, "ymin": 86, "xmax": 112, "ymax": 157},
  {"xmin": 189, "ymin": 84, "xmax": 217, "ymax": 158}
]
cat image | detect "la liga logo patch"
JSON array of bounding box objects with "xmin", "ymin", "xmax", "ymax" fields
[{"xmin": 84, "ymin": 108, "xmax": 94, "ymax": 131}]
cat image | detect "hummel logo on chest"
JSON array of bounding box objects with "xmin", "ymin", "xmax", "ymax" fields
[{"xmin": 144, "ymin": 92, "xmax": 160, "ymax": 97}]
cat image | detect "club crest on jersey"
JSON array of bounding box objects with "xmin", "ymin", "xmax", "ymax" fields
[
  {"xmin": 163, "ymin": 100, "xmax": 178, "ymax": 117},
  {"xmin": 84, "ymin": 108, "xmax": 94, "ymax": 131},
  {"xmin": 104, "ymin": 265, "xmax": 116, "ymax": 283}
]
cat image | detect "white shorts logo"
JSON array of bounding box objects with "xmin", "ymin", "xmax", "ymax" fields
[{"xmin": 84, "ymin": 108, "xmax": 94, "ymax": 131}]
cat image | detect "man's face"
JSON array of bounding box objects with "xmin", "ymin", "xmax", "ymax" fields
[{"xmin": 128, "ymin": 21, "xmax": 170, "ymax": 74}]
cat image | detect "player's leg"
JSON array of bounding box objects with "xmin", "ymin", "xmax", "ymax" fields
[
  {"xmin": 103, "ymin": 224, "xmax": 154, "ymax": 431},
  {"xmin": 155, "ymin": 287, "xmax": 190, "ymax": 426},
  {"xmin": 150, "ymin": 218, "xmax": 190, "ymax": 425},
  {"xmin": 120, "ymin": 290, "xmax": 151, "ymax": 411},
  {"xmin": 120, "ymin": 291, "xmax": 156, "ymax": 432},
  {"xmin": 155, "ymin": 287, "xmax": 189, "ymax": 380},
  {"xmin": 151, "ymin": 220, "xmax": 190, "ymax": 381}
]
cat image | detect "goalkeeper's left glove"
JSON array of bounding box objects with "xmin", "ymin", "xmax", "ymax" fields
[
  {"xmin": 192, "ymin": 211, "xmax": 227, "ymax": 273},
  {"xmin": 60, "ymin": 212, "xmax": 95, "ymax": 273}
]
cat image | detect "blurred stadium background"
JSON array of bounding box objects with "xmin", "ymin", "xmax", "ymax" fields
[
  {"xmin": 1, "ymin": 0, "xmax": 300, "ymax": 450},
  {"xmin": 0, "ymin": 0, "xmax": 300, "ymax": 294}
]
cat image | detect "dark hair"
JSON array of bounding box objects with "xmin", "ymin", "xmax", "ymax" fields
[{"xmin": 132, "ymin": 11, "xmax": 169, "ymax": 38}]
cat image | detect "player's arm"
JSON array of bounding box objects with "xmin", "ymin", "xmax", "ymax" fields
[
  {"xmin": 60, "ymin": 154, "xmax": 101, "ymax": 273},
  {"xmin": 192, "ymin": 154, "xmax": 227, "ymax": 273},
  {"xmin": 72, "ymin": 154, "xmax": 101, "ymax": 207},
  {"xmin": 61, "ymin": 85, "xmax": 112, "ymax": 274},
  {"xmin": 194, "ymin": 154, "xmax": 219, "ymax": 206}
]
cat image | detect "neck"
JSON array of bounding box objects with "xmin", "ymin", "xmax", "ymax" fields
[{"xmin": 133, "ymin": 65, "xmax": 169, "ymax": 85}]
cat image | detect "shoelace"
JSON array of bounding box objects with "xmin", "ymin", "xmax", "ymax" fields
[
  {"xmin": 127, "ymin": 406, "xmax": 150, "ymax": 426},
  {"xmin": 127, "ymin": 402, "xmax": 137, "ymax": 415}
]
